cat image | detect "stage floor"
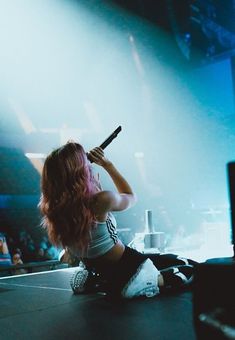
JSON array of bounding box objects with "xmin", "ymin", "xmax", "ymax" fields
[{"xmin": 0, "ymin": 268, "xmax": 197, "ymax": 340}]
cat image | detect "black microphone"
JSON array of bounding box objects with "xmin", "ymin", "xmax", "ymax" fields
[
  {"xmin": 99, "ymin": 126, "xmax": 122, "ymax": 150},
  {"xmin": 88, "ymin": 126, "xmax": 122, "ymax": 162}
]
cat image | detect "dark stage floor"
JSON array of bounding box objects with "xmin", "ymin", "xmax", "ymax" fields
[{"xmin": 0, "ymin": 268, "xmax": 197, "ymax": 340}]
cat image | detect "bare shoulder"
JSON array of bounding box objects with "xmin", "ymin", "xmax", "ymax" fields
[
  {"xmin": 90, "ymin": 191, "xmax": 116, "ymax": 221},
  {"xmin": 91, "ymin": 190, "xmax": 136, "ymax": 212},
  {"xmin": 92, "ymin": 190, "xmax": 115, "ymax": 211}
]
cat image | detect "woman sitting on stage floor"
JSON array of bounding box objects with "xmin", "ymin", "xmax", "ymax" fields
[{"xmin": 39, "ymin": 142, "xmax": 197, "ymax": 299}]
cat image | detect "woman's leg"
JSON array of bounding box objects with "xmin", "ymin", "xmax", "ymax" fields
[
  {"xmin": 148, "ymin": 253, "xmax": 198, "ymax": 270},
  {"xmin": 157, "ymin": 264, "xmax": 194, "ymax": 291}
]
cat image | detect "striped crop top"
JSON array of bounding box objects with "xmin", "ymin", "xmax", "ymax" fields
[{"xmin": 71, "ymin": 213, "xmax": 119, "ymax": 259}]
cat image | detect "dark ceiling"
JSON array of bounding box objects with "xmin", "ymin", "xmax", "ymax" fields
[{"xmin": 109, "ymin": 0, "xmax": 235, "ymax": 65}]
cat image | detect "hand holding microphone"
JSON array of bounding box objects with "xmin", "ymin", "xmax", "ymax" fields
[
  {"xmin": 88, "ymin": 147, "xmax": 110, "ymax": 167},
  {"xmin": 87, "ymin": 126, "xmax": 122, "ymax": 165}
]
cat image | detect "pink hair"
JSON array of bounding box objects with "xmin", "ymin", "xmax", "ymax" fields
[{"xmin": 39, "ymin": 142, "xmax": 98, "ymax": 255}]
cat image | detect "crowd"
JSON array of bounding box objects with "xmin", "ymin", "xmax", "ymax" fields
[{"xmin": 0, "ymin": 230, "xmax": 61, "ymax": 274}]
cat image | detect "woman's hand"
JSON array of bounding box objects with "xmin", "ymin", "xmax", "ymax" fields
[{"xmin": 88, "ymin": 147, "xmax": 112, "ymax": 167}]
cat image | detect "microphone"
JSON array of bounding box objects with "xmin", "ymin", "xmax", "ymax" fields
[
  {"xmin": 88, "ymin": 126, "xmax": 122, "ymax": 162},
  {"xmin": 99, "ymin": 126, "xmax": 122, "ymax": 150}
]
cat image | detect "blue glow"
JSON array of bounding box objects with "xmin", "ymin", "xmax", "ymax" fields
[{"xmin": 0, "ymin": 0, "xmax": 234, "ymax": 260}]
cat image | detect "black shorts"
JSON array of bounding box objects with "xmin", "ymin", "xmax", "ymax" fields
[{"xmin": 84, "ymin": 246, "xmax": 159, "ymax": 297}]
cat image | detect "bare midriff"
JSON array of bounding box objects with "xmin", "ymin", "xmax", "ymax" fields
[
  {"xmin": 96, "ymin": 239, "xmax": 125, "ymax": 263},
  {"xmin": 83, "ymin": 240, "xmax": 125, "ymax": 269}
]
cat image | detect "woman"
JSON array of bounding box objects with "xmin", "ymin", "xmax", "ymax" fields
[{"xmin": 39, "ymin": 142, "xmax": 196, "ymax": 299}]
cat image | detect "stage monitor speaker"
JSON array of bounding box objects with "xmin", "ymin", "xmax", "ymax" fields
[
  {"xmin": 193, "ymin": 259, "xmax": 235, "ymax": 339},
  {"xmin": 227, "ymin": 162, "xmax": 235, "ymax": 257}
]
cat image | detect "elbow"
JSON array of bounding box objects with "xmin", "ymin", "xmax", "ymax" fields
[{"xmin": 131, "ymin": 193, "xmax": 138, "ymax": 206}]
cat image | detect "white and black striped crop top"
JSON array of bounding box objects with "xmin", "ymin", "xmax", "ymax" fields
[
  {"xmin": 85, "ymin": 213, "xmax": 119, "ymax": 259},
  {"xmin": 86, "ymin": 213, "xmax": 118, "ymax": 258}
]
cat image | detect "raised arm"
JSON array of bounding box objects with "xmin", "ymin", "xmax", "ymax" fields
[{"xmin": 88, "ymin": 147, "xmax": 137, "ymax": 212}]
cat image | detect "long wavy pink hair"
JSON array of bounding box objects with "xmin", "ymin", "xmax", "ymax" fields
[{"xmin": 39, "ymin": 142, "xmax": 98, "ymax": 255}]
